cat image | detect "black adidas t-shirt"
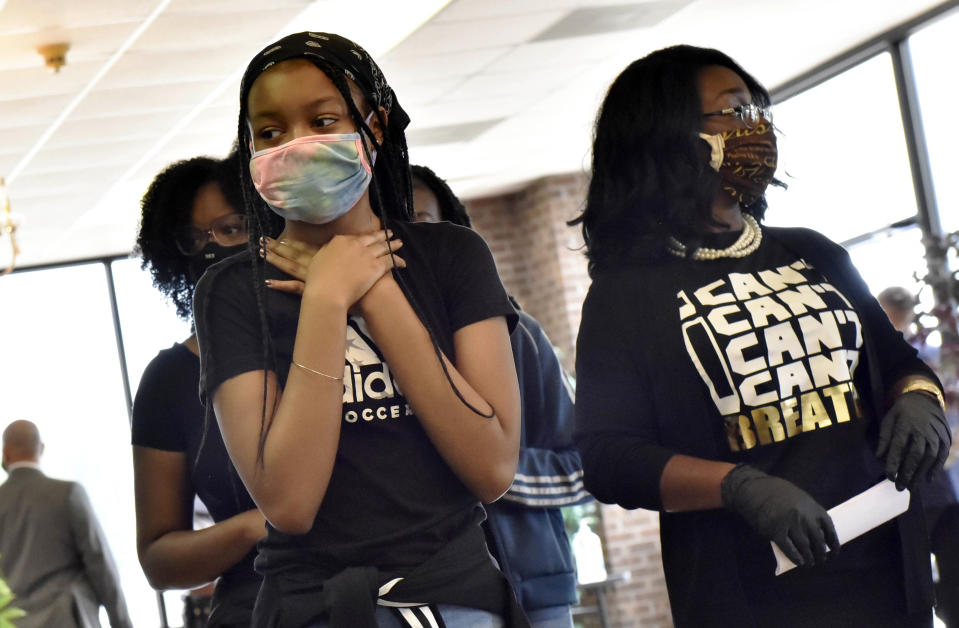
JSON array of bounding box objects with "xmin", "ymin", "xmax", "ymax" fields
[
  {"xmin": 194, "ymin": 220, "xmax": 516, "ymax": 581},
  {"xmin": 576, "ymin": 228, "xmax": 930, "ymax": 626},
  {"xmin": 131, "ymin": 344, "xmax": 259, "ymax": 613}
]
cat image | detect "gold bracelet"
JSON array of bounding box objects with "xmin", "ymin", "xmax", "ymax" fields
[
  {"xmin": 291, "ymin": 359, "xmax": 343, "ymax": 382},
  {"xmin": 897, "ymin": 378, "xmax": 946, "ymax": 412}
]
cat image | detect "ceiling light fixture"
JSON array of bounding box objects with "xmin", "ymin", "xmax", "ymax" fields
[
  {"xmin": 0, "ymin": 178, "xmax": 22, "ymax": 277},
  {"xmin": 37, "ymin": 42, "xmax": 70, "ymax": 73}
]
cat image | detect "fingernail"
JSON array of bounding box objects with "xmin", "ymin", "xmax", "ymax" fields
[
  {"xmin": 265, "ymin": 279, "xmax": 272, "ymax": 286},
  {"xmin": 259, "ymin": 247, "xmax": 265, "ymax": 258},
  {"xmin": 259, "ymin": 236, "xmax": 265, "ymax": 245}
]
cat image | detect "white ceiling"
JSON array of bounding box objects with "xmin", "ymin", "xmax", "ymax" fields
[{"xmin": 0, "ymin": 0, "xmax": 951, "ymax": 267}]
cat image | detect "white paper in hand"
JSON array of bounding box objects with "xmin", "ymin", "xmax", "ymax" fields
[{"xmin": 772, "ymin": 479, "xmax": 910, "ymax": 575}]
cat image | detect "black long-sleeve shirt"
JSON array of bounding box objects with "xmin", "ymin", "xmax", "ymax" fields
[{"xmin": 575, "ymin": 226, "xmax": 937, "ymax": 626}]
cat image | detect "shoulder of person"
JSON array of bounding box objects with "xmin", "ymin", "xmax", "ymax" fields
[
  {"xmin": 395, "ymin": 219, "xmax": 484, "ymax": 246},
  {"xmin": 142, "ymin": 343, "xmax": 196, "ymax": 374},
  {"xmin": 763, "ymin": 224, "xmax": 845, "ymax": 252},
  {"xmin": 193, "ymin": 249, "xmax": 256, "ymax": 305},
  {"xmin": 43, "ymin": 476, "xmax": 81, "ymax": 499},
  {"xmin": 395, "ymin": 221, "xmax": 496, "ymax": 273}
]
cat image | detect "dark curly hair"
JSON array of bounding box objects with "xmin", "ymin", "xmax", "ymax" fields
[
  {"xmin": 410, "ymin": 164, "xmax": 471, "ymax": 228},
  {"xmin": 135, "ymin": 151, "xmax": 249, "ymax": 320},
  {"xmin": 569, "ymin": 45, "xmax": 782, "ymax": 275}
]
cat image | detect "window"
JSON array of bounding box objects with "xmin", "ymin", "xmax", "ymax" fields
[
  {"xmin": 112, "ymin": 256, "xmax": 193, "ymax": 393},
  {"xmin": 845, "ymin": 224, "xmax": 927, "ymax": 297},
  {"xmin": 765, "ymin": 53, "xmax": 918, "ymax": 244},
  {"xmin": 112, "ymin": 256, "xmax": 196, "ymax": 625},
  {"xmin": 0, "ymin": 262, "xmax": 158, "ymax": 626},
  {"xmin": 908, "ymin": 9, "xmax": 959, "ymax": 233}
]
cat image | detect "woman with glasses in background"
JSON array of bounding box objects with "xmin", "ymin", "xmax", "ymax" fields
[
  {"xmin": 132, "ymin": 152, "xmax": 280, "ymax": 627},
  {"xmin": 571, "ymin": 45, "xmax": 948, "ymax": 627}
]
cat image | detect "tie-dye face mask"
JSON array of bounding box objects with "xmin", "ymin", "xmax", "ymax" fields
[{"xmin": 250, "ymin": 133, "xmax": 373, "ymax": 224}]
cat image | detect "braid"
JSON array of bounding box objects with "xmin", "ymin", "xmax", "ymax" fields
[
  {"xmin": 323, "ymin": 63, "xmax": 494, "ymax": 419},
  {"xmin": 231, "ymin": 97, "xmax": 281, "ymax": 464}
]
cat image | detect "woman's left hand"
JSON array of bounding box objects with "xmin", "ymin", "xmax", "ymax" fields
[
  {"xmin": 262, "ymin": 237, "xmax": 317, "ymax": 294},
  {"xmin": 877, "ymin": 391, "xmax": 951, "ymax": 491}
]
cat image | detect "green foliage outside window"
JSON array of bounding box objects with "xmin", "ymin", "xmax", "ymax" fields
[{"xmin": 0, "ymin": 559, "xmax": 25, "ymax": 628}]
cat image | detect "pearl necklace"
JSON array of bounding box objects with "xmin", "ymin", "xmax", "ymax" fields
[{"xmin": 667, "ymin": 214, "xmax": 762, "ymax": 260}]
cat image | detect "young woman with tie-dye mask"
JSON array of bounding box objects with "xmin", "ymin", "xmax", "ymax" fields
[
  {"xmin": 192, "ymin": 33, "xmax": 526, "ymax": 628},
  {"xmin": 571, "ymin": 45, "xmax": 948, "ymax": 626}
]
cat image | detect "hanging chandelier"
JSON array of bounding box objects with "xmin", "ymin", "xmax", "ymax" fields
[{"xmin": 0, "ymin": 178, "xmax": 21, "ymax": 276}]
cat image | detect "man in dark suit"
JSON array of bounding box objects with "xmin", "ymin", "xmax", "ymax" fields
[{"xmin": 0, "ymin": 420, "xmax": 132, "ymax": 628}]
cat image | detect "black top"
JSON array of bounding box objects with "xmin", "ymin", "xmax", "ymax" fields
[
  {"xmin": 575, "ymin": 226, "xmax": 936, "ymax": 627},
  {"xmin": 194, "ymin": 220, "xmax": 522, "ymax": 625},
  {"xmin": 131, "ymin": 343, "xmax": 259, "ymax": 624}
]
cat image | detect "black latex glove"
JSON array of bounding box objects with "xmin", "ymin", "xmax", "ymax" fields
[
  {"xmin": 877, "ymin": 391, "xmax": 951, "ymax": 491},
  {"xmin": 721, "ymin": 464, "xmax": 840, "ymax": 567}
]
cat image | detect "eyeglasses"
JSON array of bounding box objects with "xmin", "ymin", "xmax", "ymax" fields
[
  {"xmin": 176, "ymin": 213, "xmax": 249, "ymax": 255},
  {"xmin": 702, "ymin": 104, "xmax": 772, "ymax": 129}
]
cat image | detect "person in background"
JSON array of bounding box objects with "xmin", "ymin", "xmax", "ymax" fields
[
  {"xmin": 409, "ymin": 164, "xmax": 591, "ymax": 627},
  {"xmin": 878, "ymin": 287, "xmax": 938, "ymax": 364},
  {"xmin": 0, "ymin": 420, "xmax": 132, "ymax": 628},
  {"xmin": 571, "ymin": 45, "xmax": 949, "ymax": 626},
  {"xmin": 133, "ymin": 152, "xmax": 275, "ymax": 627},
  {"xmin": 879, "ymin": 286, "xmax": 959, "ymax": 627}
]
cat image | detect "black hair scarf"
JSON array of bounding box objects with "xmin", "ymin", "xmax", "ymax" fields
[{"xmin": 239, "ymin": 31, "xmax": 410, "ymax": 132}]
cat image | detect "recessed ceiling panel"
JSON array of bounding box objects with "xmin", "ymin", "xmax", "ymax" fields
[
  {"xmin": 531, "ymin": 1, "xmax": 694, "ymax": 42},
  {"xmin": 395, "ymin": 11, "xmax": 567, "ymax": 57}
]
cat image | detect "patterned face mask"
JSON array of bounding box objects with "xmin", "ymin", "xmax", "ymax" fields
[
  {"xmin": 700, "ymin": 122, "xmax": 777, "ymax": 206},
  {"xmin": 249, "ymin": 132, "xmax": 374, "ymax": 224}
]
